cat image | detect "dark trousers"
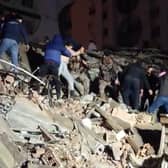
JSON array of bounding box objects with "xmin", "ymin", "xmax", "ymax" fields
[
  {"xmin": 39, "ymin": 62, "xmax": 61, "ymax": 98},
  {"xmin": 140, "ymin": 91, "xmax": 155, "ymax": 111},
  {"xmin": 122, "ymin": 76, "xmax": 140, "ymax": 109}
]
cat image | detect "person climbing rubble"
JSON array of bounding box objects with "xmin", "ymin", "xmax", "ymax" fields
[
  {"xmin": 148, "ymin": 69, "xmax": 168, "ymax": 122},
  {"xmin": 0, "ymin": 13, "xmax": 29, "ymax": 67},
  {"xmin": 68, "ymin": 52, "xmax": 90, "ymax": 96},
  {"xmin": 121, "ymin": 60, "xmax": 153, "ymax": 110},
  {"xmin": 99, "ymin": 55, "xmax": 119, "ymax": 100},
  {"xmin": 140, "ymin": 66, "xmax": 159, "ymax": 111},
  {"xmin": 42, "ymin": 34, "xmax": 84, "ymax": 98}
]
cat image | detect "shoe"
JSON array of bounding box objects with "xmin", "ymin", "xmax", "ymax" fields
[
  {"xmin": 57, "ymin": 93, "xmax": 61, "ymax": 99},
  {"xmin": 70, "ymin": 90, "xmax": 75, "ymax": 98}
]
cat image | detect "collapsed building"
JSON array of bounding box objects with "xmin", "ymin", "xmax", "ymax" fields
[
  {"xmin": 0, "ymin": 0, "xmax": 168, "ymax": 167},
  {"xmin": 0, "ymin": 46, "xmax": 168, "ymax": 168}
]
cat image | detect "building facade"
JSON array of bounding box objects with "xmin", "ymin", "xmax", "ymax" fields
[
  {"xmin": 69, "ymin": 0, "xmax": 168, "ymax": 51},
  {"xmin": 1, "ymin": 0, "xmax": 168, "ymax": 50},
  {"xmin": 70, "ymin": 0, "xmax": 117, "ymax": 49}
]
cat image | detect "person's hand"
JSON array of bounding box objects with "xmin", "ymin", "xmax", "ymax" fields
[
  {"xmin": 61, "ymin": 55, "xmax": 69, "ymax": 63},
  {"xmin": 140, "ymin": 89, "xmax": 144, "ymax": 97},
  {"xmin": 82, "ymin": 60, "xmax": 87, "ymax": 65},
  {"xmin": 115, "ymin": 79, "xmax": 120, "ymax": 85},
  {"xmin": 80, "ymin": 47, "xmax": 85, "ymax": 54},
  {"xmin": 148, "ymin": 89, "xmax": 153, "ymax": 95},
  {"xmin": 25, "ymin": 44, "xmax": 30, "ymax": 51}
]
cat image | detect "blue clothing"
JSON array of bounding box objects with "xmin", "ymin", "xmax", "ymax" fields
[
  {"xmin": 148, "ymin": 96, "xmax": 168, "ymax": 113},
  {"xmin": 44, "ymin": 49, "xmax": 62, "ymax": 65},
  {"xmin": 44, "ymin": 34, "xmax": 71, "ymax": 64},
  {"xmin": 122, "ymin": 75, "xmax": 141, "ymax": 109},
  {"xmin": 0, "ymin": 38, "xmax": 19, "ymax": 66},
  {"xmin": 63, "ymin": 36, "xmax": 81, "ymax": 50},
  {"xmin": 148, "ymin": 74, "xmax": 168, "ymax": 113},
  {"xmin": 0, "ymin": 19, "xmax": 28, "ymax": 67},
  {"xmin": 2, "ymin": 20, "xmax": 28, "ymax": 44}
]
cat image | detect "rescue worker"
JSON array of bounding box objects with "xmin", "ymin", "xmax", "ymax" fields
[{"xmin": 121, "ymin": 61, "xmax": 152, "ymax": 109}]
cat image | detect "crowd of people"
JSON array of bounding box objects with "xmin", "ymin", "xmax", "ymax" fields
[{"xmin": 0, "ymin": 12, "xmax": 168, "ymax": 123}]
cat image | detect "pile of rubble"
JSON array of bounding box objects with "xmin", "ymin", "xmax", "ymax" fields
[{"xmin": 0, "ymin": 49, "xmax": 168, "ymax": 168}]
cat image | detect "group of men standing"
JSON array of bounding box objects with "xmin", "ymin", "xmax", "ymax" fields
[
  {"xmin": 0, "ymin": 12, "xmax": 168, "ymax": 123},
  {"xmin": 120, "ymin": 61, "xmax": 168, "ymax": 121}
]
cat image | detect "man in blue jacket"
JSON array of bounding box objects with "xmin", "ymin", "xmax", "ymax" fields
[
  {"xmin": 0, "ymin": 14, "xmax": 29, "ymax": 67},
  {"xmin": 43, "ymin": 34, "xmax": 83, "ymax": 98}
]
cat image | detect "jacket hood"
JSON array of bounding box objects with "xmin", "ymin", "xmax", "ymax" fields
[
  {"xmin": 46, "ymin": 34, "xmax": 65, "ymax": 51},
  {"xmin": 52, "ymin": 34, "xmax": 64, "ymax": 47}
]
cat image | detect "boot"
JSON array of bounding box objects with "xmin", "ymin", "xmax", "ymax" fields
[
  {"xmin": 70, "ymin": 90, "xmax": 75, "ymax": 98},
  {"xmin": 57, "ymin": 91, "xmax": 61, "ymax": 100}
]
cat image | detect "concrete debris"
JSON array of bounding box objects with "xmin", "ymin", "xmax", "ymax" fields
[
  {"xmin": 0, "ymin": 133, "xmax": 26, "ymax": 168},
  {"xmin": 0, "ymin": 49, "xmax": 168, "ymax": 167}
]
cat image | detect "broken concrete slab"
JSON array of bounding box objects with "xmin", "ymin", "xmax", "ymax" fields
[{"xmin": 0, "ymin": 133, "xmax": 26, "ymax": 168}]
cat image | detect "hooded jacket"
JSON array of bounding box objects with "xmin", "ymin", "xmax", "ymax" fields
[
  {"xmin": 44, "ymin": 34, "xmax": 71, "ymax": 64},
  {"xmin": 2, "ymin": 19, "xmax": 28, "ymax": 44},
  {"xmin": 122, "ymin": 62, "xmax": 150, "ymax": 90}
]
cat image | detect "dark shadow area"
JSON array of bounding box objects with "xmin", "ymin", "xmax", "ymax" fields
[
  {"xmin": 140, "ymin": 154, "xmax": 168, "ymax": 168},
  {"xmin": 117, "ymin": 15, "xmax": 142, "ymax": 47},
  {"xmin": 105, "ymin": 85, "xmax": 119, "ymax": 101},
  {"xmin": 90, "ymin": 77, "xmax": 99, "ymax": 94},
  {"xmin": 116, "ymin": 0, "xmax": 139, "ymax": 14},
  {"xmin": 138, "ymin": 129, "xmax": 161, "ymax": 153},
  {"xmin": 58, "ymin": 4, "xmax": 73, "ymax": 36},
  {"xmin": 27, "ymin": 47, "xmax": 44, "ymax": 72}
]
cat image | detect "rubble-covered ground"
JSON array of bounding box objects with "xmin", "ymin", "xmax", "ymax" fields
[{"xmin": 0, "ymin": 48, "xmax": 168, "ymax": 168}]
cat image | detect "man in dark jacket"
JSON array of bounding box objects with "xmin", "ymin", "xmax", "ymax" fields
[
  {"xmin": 0, "ymin": 14, "xmax": 29, "ymax": 67},
  {"xmin": 121, "ymin": 61, "xmax": 152, "ymax": 109},
  {"xmin": 148, "ymin": 71, "xmax": 168, "ymax": 114},
  {"xmin": 140, "ymin": 66, "xmax": 159, "ymax": 111}
]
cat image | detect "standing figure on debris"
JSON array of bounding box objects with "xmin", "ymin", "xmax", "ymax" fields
[
  {"xmin": 62, "ymin": 41, "xmax": 84, "ymax": 97},
  {"xmin": 140, "ymin": 66, "xmax": 159, "ymax": 111},
  {"xmin": 44, "ymin": 34, "xmax": 84, "ymax": 98},
  {"xmin": 69, "ymin": 53, "xmax": 90, "ymax": 96},
  {"xmin": 0, "ymin": 14, "xmax": 29, "ymax": 67},
  {"xmin": 39, "ymin": 38, "xmax": 62, "ymax": 99},
  {"xmin": 121, "ymin": 61, "xmax": 152, "ymax": 110},
  {"xmin": 148, "ymin": 69, "xmax": 168, "ymax": 121},
  {"xmin": 99, "ymin": 55, "xmax": 118, "ymax": 100},
  {"xmin": 87, "ymin": 40, "xmax": 97, "ymax": 52}
]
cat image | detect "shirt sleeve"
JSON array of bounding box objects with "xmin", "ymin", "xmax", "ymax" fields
[
  {"xmin": 141, "ymin": 71, "xmax": 150, "ymax": 90},
  {"xmin": 61, "ymin": 48, "xmax": 72, "ymax": 57},
  {"xmin": 20, "ymin": 24, "xmax": 29, "ymax": 44}
]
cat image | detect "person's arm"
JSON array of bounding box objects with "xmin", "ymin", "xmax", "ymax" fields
[
  {"xmin": 66, "ymin": 46, "xmax": 84, "ymax": 57},
  {"xmin": 20, "ymin": 24, "xmax": 28, "ymax": 44},
  {"xmin": 141, "ymin": 71, "xmax": 153, "ymax": 95},
  {"xmin": 20, "ymin": 24, "xmax": 29, "ymax": 50}
]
